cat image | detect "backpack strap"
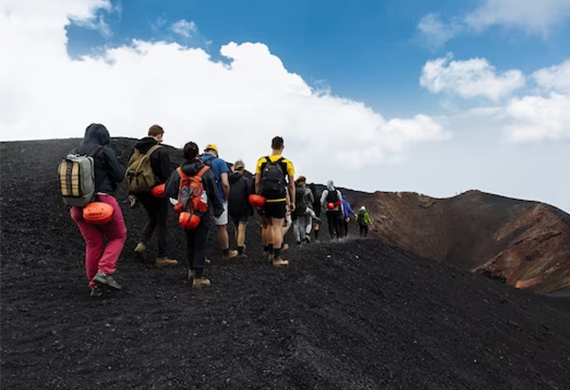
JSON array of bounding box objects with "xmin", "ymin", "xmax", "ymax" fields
[{"xmin": 146, "ymin": 144, "xmax": 161, "ymax": 156}]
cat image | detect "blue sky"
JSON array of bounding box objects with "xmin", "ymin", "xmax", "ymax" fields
[
  {"xmin": 2, "ymin": 0, "xmax": 570, "ymax": 212},
  {"xmin": 66, "ymin": 0, "xmax": 570, "ymax": 118}
]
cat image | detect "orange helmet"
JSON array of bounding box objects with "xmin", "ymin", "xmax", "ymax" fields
[
  {"xmin": 327, "ymin": 202, "xmax": 335, "ymax": 210},
  {"xmin": 179, "ymin": 211, "xmax": 201, "ymax": 229},
  {"xmin": 83, "ymin": 202, "xmax": 114, "ymax": 224},
  {"xmin": 249, "ymin": 194, "xmax": 266, "ymax": 207},
  {"xmin": 151, "ymin": 183, "xmax": 166, "ymax": 198}
]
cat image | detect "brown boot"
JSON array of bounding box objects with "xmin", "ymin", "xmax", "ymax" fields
[
  {"xmin": 222, "ymin": 250, "xmax": 238, "ymax": 260},
  {"xmin": 134, "ymin": 242, "xmax": 147, "ymax": 260},
  {"xmin": 273, "ymin": 257, "xmax": 289, "ymax": 267},
  {"xmin": 155, "ymin": 257, "xmax": 178, "ymax": 266},
  {"xmin": 192, "ymin": 277, "xmax": 211, "ymax": 288}
]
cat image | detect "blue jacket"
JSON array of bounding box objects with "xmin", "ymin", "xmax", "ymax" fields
[
  {"xmin": 342, "ymin": 197, "xmax": 356, "ymax": 219},
  {"xmin": 76, "ymin": 123, "xmax": 124, "ymax": 195}
]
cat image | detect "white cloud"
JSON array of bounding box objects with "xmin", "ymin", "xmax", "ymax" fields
[
  {"xmin": 466, "ymin": 0, "xmax": 570, "ymax": 34},
  {"xmin": 417, "ymin": 13, "xmax": 462, "ymax": 49},
  {"xmin": 506, "ymin": 93, "xmax": 570, "ymax": 142},
  {"xmin": 420, "ymin": 54, "xmax": 525, "ymax": 101},
  {"xmin": 0, "ymin": 0, "xmax": 446, "ymax": 185},
  {"xmin": 532, "ymin": 60, "xmax": 570, "ymax": 93},
  {"xmin": 171, "ymin": 19, "xmax": 198, "ymax": 38}
]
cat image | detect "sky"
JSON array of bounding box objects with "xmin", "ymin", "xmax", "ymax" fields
[{"xmin": 1, "ymin": 0, "xmax": 569, "ymax": 212}]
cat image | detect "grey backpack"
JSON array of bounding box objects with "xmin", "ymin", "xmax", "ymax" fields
[{"xmin": 58, "ymin": 146, "xmax": 103, "ymax": 207}]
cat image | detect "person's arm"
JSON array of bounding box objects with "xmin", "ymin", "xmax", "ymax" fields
[
  {"xmin": 157, "ymin": 149, "xmax": 172, "ymax": 183},
  {"xmin": 220, "ymin": 172, "xmax": 230, "ymax": 201},
  {"xmin": 205, "ymin": 170, "xmax": 224, "ymax": 218},
  {"xmin": 164, "ymin": 169, "xmax": 181, "ymax": 199},
  {"xmin": 254, "ymin": 159, "xmax": 262, "ymax": 195},
  {"xmin": 104, "ymin": 148, "xmax": 125, "ymax": 183},
  {"xmin": 288, "ymin": 175, "xmax": 295, "ymax": 212},
  {"xmin": 320, "ymin": 190, "xmax": 328, "ymax": 208}
]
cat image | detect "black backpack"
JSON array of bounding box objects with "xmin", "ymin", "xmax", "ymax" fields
[
  {"xmin": 326, "ymin": 188, "xmax": 340, "ymax": 205},
  {"xmin": 295, "ymin": 185, "xmax": 308, "ymax": 215},
  {"xmin": 260, "ymin": 157, "xmax": 286, "ymax": 199}
]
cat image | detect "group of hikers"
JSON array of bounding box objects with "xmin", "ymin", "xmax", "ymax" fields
[{"xmin": 61, "ymin": 123, "xmax": 373, "ymax": 296}]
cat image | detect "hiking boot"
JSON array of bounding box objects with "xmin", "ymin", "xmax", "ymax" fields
[
  {"xmin": 282, "ymin": 244, "xmax": 289, "ymax": 251},
  {"xmin": 188, "ymin": 269, "xmax": 196, "ymax": 280},
  {"xmin": 272, "ymin": 257, "xmax": 289, "ymax": 267},
  {"xmin": 192, "ymin": 277, "xmax": 211, "ymax": 288},
  {"xmin": 93, "ymin": 272, "xmax": 122, "ymax": 290},
  {"xmin": 155, "ymin": 257, "xmax": 178, "ymax": 266},
  {"xmin": 134, "ymin": 243, "xmax": 147, "ymax": 260},
  {"xmin": 205, "ymin": 258, "xmax": 211, "ymax": 264},
  {"xmin": 304, "ymin": 237, "xmax": 311, "ymax": 244},
  {"xmin": 222, "ymin": 250, "xmax": 238, "ymax": 260},
  {"xmin": 90, "ymin": 286, "xmax": 103, "ymax": 297}
]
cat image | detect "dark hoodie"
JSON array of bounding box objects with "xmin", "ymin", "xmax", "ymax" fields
[
  {"xmin": 228, "ymin": 172, "xmax": 254, "ymax": 217},
  {"xmin": 131, "ymin": 137, "xmax": 172, "ymax": 183},
  {"xmin": 77, "ymin": 123, "xmax": 124, "ymax": 194},
  {"xmin": 164, "ymin": 159, "xmax": 224, "ymax": 219}
]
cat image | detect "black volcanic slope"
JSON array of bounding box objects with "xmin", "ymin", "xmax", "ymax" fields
[{"xmin": 1, "ymin": 138, "xmax": 569, "ymax": 390}]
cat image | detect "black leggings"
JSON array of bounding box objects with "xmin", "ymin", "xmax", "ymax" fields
[
  {"xmin": 326, "ymin": 212, "xmax": 342, "ymax": 239},
  {"xmin": 139, "ymin": 194, "xmax": 168, "ymax": 257},
  {"xmin": 359, "ymin": 225, "xmax": 369, "ymax": 237},
  {"xmin": 184, "ymin": 217, "xmax": 210, "ymax": 278}
]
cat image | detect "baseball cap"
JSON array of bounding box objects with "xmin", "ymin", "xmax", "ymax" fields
[{"xmin": 204, "ymin": 144, "xmax": 218, "ymax": 153}]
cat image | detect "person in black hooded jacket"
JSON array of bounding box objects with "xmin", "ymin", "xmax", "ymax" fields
[
  {"xmin": 228, "ymin": 160, "xmax": 254, "ymax": 257},
  {"xmin": 130, "ymin": 125, "xmax": 178, "ymax": 266},
  {"xmin": 71, "ymin": 123, "xmax": 126, "ymax": 297},
  {"xmin": 165, "ymin": 141, "xmax": 223, "ymax": 288}
]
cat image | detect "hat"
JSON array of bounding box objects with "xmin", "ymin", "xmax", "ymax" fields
[
  {"xmin": 233, "ymin": 160, "xmax": 245, "ymax": 171},
  {"xmin": 360, "ymin": 206, "xmax": 366, "ymax": 211},
  {"xmin": 204, "ymin": 144, "xmax": 218, "ymax": 153}
]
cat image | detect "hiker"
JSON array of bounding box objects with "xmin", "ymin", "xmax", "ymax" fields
[
  {"xmin": 293, "ymin": 176, "xmax": 314, "ymax": 245},
  {"xmin": 320, "ymin": 180, "xmax": 344, "ymax": 241},
  {"xmin": 341, "ymin": 196, "xmax": 356, "ymax": 238},
  {"xmin": 309, "ymin": 183, "xmax": 321, "ymax": 241},
  {"xmin": 128, "ymin": 125, "xmax": 178, "ymax": 266},
  {"xmin": 355, "ymin": 206, "xmax": 372, "ymax": 237},
  {"xmin": 201, "ymin": 144, "xmax": 238, "ymax": 260},
  {"xmin": 255, "ymin": 136, "xmax": 295, "ymax": 266},
  {"xmin": 165, "ymin": 141, "xmax": 224, "ymax": 288},
  {"xmin": 228, "ymin": 160, "xmax": 254, "ymax": 257},
  {"xmin": 68, "ymin": 123, "xmax": 126, "ymax": 297}
]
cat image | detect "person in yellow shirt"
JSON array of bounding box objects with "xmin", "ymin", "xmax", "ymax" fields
[{"xmin": 255, "ymin": 136, "xmax": 295, "ymax": 266}]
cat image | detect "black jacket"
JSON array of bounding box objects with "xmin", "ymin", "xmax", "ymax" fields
[
  {"xmin": 131, "ymin": 137, "xmax": 171, "ymax": 184},
  {"xmin": 76, "ymin": 123, "xmax": 124, "ymax": 194},
  {"xmin": 228, "ymin": 172, "xmax": 254, "ymax": 217},
  {"xmin": 165, "ymin": 159, "xmax": 224, "ymax": 219}
]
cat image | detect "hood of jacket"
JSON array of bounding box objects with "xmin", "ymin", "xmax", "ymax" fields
[
  {"xmin": 229, "ymin": 171, "xmax": 243, "ymax": 184},
  {"xmin": 134, "ymin": 137, "xmax": 159, "ymax": 154},
  {"xmin": 81, "ymin": 123, "xmax": 110, "ymax": 147},
  {"xmin": 180, "ymin": 159, "xmax": 206, "ymax": 177},
  {"xmin": 327, "ymin": 180, "xmax": 335, "ymax": 191}
]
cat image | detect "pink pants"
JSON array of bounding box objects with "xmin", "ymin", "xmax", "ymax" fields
[{"xmin": 71, "ymin": 194, "xmax": 127, "ymax": 288}]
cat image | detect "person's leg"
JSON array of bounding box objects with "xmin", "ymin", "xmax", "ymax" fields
[
  {"xmin": 155, "ymin": 198, "xmax": 168, "ymax": 258},
  {"xmin": 334, "ymin": 217, "xmax": 343, "ymax": 241},
  {"xmin": 326, "ymin": 212, "xmax": 335, "ymax": 239},
  {"xmin": 139, "ymin": 193, "xmax": 157, "ymax": 246},
  {"xmin": 364, "ymin": 225, "xmax": 369, "ymax": 237},
  {"xmin": 192, "ymin": 219, "xmax": 210, "ymax": 287},
  {"xmin": 71, "ymin": 206, "xmax": 104, "ymax": 289},
  {"xmin": 359, "ymin": 225, "xmax": 365, "ymax": 237},
  {"xmin": 217, "ymin": 203, "xmax": 237, "ymax": 259},
  {"xmin": 298, "ymin": 215, "xmax": 307, "ymax": 242},
  {"xmin": 93, "ymin": 194, "xmax": 127, "ymax": 290},
  {"xmin": 237, "ymin": 220, "xmax": 247, "ymax": 256},
  {"xmin": 293, "ymin": 218, "xmax": 302, "ymax": 244}
]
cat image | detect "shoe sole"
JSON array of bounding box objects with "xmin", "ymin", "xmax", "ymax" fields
[{"xmin": 93, "ymin": 277, "xmax": 122, "ymax": 291}]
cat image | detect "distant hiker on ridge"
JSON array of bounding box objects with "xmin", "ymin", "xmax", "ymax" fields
[
  {"xmin": 255, "ymin": 136, "xmax": 295, "ymax": 266},
  {"xmin": 201, "ymin": 144, "xmax": 238, "ymax": 260},
  {"xmin": 320, "ymin": 180, "xmax": 344, "ymax": 242},
  {"xmin": 228, "ymin": 159, "xmax": 255, "ymax": 258},
  {"xmin": 309, "ymin": 182, "xmax": 321, "ymax": 242},
  {"xmin": 293, "ymin": 176, "xmax": 314, "ymax": 245},
  {"xmin": 355, "ymin": 206, "xmax": 372, "ymax": 237},
  {"xmin": 65, "ymin": 123, "xmax": 127, "ymax": 297},
  {"xmin": 165, "ymin": 141, "xmax": 224, "ymax": 288},
  {"xmin": 127, "ymin": 124, "xmax": 178, "ymax": 266},
  {"xmin": 341, "ymin": 196, "xmax": 356, "ymax": 239}
]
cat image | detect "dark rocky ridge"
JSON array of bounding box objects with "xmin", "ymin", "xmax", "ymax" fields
[{"xmin": 1, "ymin": 137, "xmax": 569, "ymax": 389}]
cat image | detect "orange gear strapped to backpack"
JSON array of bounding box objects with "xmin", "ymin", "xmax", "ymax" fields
[{"xmin": 173, "ymin": 166, "xmax": 210, "ymax": 217}]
